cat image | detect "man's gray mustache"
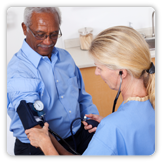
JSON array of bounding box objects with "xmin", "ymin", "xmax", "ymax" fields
[{"xmin": 38, "ymin": 44, "xmax": 54, "ymax": 48}]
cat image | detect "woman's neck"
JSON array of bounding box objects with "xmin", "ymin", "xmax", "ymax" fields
[{"xmin": 121, "ymin": 75, "xmax": 147, "ymax": 101}]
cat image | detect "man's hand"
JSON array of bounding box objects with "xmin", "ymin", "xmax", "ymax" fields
[
  {"xmin": 25, "ymin": 122, "xmax": 50, "ymax": 148},
  {"xmin": 82, "ymin": 114, "xmax": 104, "ymax": 133}
]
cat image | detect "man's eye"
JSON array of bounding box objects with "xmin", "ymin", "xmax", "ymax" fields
[
  {"xmin": 51, "ymin": 34, "xmax": 58, "ymax": 37},
  {"xmin": 51, "ymin": 34, "xmax": 58, "ymax": 39},
  {"xmin": 36, "ymin": 33, "xmax": 45, "ymax": 37}
]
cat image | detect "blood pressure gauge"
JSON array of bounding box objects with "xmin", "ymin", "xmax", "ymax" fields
[{"xmin": 33, "ymin": 100, "xmax": 45, "ymax": 117}]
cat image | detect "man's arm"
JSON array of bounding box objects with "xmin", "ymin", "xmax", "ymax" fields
[
  {"xmin": 28, "ymin": 124, "xmax": 73, "ymax": 155},
  {"xmin": 49, "ymin": 133, "xmax": 73, "ymax": 155},
  {"xmin": 9, "ymin": 94, "xmax": 72, "ymax": 155}
]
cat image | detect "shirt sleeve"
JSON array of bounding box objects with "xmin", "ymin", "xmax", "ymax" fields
[
  {"xmin": 75, "ymin": 66, "xmax": 99, "ymax": 117},
  {"xmin": 7, "ymin": 77, "xmax": 44, "ymax": 111}
]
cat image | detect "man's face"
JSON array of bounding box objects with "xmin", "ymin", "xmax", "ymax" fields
[{"xmin": 22, "ymin": 12, "xmax": 60, "ymax": 58}]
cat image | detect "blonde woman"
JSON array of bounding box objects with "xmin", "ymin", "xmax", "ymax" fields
[{"xmin": 25, "ymin": 26, "xmax": 155, "ymax": 155}]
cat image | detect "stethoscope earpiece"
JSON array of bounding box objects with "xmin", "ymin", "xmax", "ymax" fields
[{"xmin": 119, "ymin": 71, "xmax": 123, "ymax": 75}]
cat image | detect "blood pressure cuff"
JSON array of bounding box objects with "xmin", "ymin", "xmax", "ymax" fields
[{"xmin": 17, "ymin": 100, "xmax": 42, "ymax": 130}]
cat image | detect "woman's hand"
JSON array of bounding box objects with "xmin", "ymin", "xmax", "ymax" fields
[
  {"xmin": 25, "ymin": 122, "xmax": 50, "ymax": 148},
  {"xmin": 82, "ymin": 114, "xmax": 104, "ymax": 133}
]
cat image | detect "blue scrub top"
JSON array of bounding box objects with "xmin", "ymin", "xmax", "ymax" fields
[{"xmin": 83, "ymin": 99, "xmax": 155, "ymax": 155}]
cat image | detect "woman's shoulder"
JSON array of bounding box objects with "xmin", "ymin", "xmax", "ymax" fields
[
  {"xmin": 101, "ymin": 100, "xmax": 154, "ymax": 128},
  {"xmin": 88, "ymin": 101, "xmax": 155, "ymax": 155}
]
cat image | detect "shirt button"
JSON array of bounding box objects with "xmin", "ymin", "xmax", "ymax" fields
[
  {"xmin": 56, "ymin": 80, "xmax": 59, "ymax": 82},
  {"xmin": 61, "ymin": 96, "xmax": 63, "ymax": 98},
  {"xmin": 69, "ymin": 110, "xmax": 71, "ymax": 113}
]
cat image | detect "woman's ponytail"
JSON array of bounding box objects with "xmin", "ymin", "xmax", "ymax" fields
[
  {"xmin": 144, "ymin": 62, "xmax": 155, "ymax": 109},
  {"xmin": 146, "ymin": 73, "xmax": 155, "ymax": 109}
]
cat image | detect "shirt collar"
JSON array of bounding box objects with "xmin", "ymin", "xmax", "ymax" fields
[
  {"xmin": 21, "ymin": 39, "xmax": 60, "ymax": 68},
  {"xmin": 51, "ymin": 47, "xmax": 60, "ymax": 61}
]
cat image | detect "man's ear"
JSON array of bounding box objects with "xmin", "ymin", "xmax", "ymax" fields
[{"xmin": 22, "ymin": 22, "xmax": 27, "ymax": 36}]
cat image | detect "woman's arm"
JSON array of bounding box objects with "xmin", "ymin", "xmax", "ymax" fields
[{"xmin": 82, "ymin": 114, "xmax": 104, "ymax": 133}]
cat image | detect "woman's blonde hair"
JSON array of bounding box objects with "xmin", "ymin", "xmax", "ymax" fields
[{"xmin": 89, "ymin": 26, "xmax": 155, "ymax": 109}]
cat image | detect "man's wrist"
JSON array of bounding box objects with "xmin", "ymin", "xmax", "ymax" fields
[{"xmin": 39, "ymin": 134, "xmax": 51, "ymax": 148}]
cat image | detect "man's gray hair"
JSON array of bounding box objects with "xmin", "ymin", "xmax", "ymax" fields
[{"xmin": 24, "ymin": 7, "xmax": 62, "ymax": 27}]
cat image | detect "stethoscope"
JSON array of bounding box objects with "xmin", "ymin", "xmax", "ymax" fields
[
  {"xmin": 112, "ymin": 71, "xmax": 123, "ymax": 112},
  {"xmin": 32, "ymin": 71, "xmax": 123, "ymax": 155}
]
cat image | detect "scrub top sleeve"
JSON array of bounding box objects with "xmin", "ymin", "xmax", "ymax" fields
[
  {"xmin": 82, "ymin": 115, "xmax": 128, "ymax": 155},
  {"xmin": 82, "ymin": 136, "xmax": 116, "ymax": 155}
]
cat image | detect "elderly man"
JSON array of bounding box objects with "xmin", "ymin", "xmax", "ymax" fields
[{"xmin": 7, "ymin": 7, "xmax": 99, "ymax": 155}]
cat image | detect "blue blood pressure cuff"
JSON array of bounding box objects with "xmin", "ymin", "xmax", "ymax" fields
[{"xmin": 17, "ymin": 100, "xmax": 43, "ymax": 130}]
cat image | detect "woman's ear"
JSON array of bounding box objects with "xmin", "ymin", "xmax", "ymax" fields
[
  {"xmin": 120, "ymin": 69, "xmax": 128, "ymax": 79},
  {"xmin": 22, "ymin": 22, "xmax": 27, "ymax": 36}
]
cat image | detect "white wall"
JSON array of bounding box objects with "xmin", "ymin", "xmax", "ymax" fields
[
  {"xmin": 7, "ymin": 7, "xmax": 155, "ymax": 155},
  {"xmin": 7, "ymin": 7, "xmax": 155, "ymax": 63}
]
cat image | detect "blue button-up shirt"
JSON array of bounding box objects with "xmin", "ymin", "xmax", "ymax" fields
[{"xmin": 7, "ymin": 40, "xmax": 99, "ymax": 143}]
